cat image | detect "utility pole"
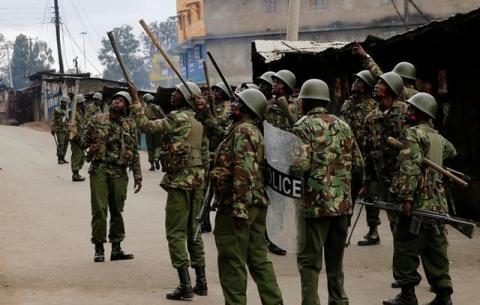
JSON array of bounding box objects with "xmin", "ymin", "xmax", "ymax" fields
[
  {"xmin": 80, "ymin": 32, "xmax": 87, "ymax": 72},
  {"xmin": 404, "ymin": 0, "xmax": 410, "ymax": 30},
  {"xmin": 73, "ymin": 57, "xmax": 79, "ymax": 74},
  {"xmin": 54, "ymin": 0, "xmax": 64, "ymax": 73},
  {"xmin": 286, "ymin": 0, "xmax": 301, "ymax": 41}
]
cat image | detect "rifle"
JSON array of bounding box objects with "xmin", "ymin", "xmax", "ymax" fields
[
  {"xmin": 194, "ymin": 179, "xmax": 214, "ymax": 241},
  {"xmin": 355, "ymin": 198, "xmax": 477, "ymax": 239},
  {"xmin": 386, "ymin": 137, "xmax": 469, "ymax": 188}
]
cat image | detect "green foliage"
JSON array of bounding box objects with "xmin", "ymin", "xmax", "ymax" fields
[
  {"xmin": 10, "ymin": 34, "xmax": 54, "ymax": 89},
  {"xmin": 98, "ymin": 25, "xmax": 150, "ymax": 89}
]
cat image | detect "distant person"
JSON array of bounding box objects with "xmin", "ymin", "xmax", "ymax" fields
[
  {"xmin": 143, "ymin": 93, "xmax": 163, "ymax": 171},
  {"xmin": 51, "ymin": 96, "xmax": 70, "ymax": 164},
  {"xmin": 84, "ymin": 92, "xmax": 103, "ymax": 123},
  {"xmin": 70, "ymin": 95, "xmax": 86, "ymax": 182}
]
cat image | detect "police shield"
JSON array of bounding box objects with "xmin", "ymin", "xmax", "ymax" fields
[{"xmin": 264, "ymin": 121, "xmax": 305, "ymax": 253}]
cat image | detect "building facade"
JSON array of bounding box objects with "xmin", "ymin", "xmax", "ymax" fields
[{"xmin": 176, "ymin": 0, "xmax": 480, "ymax": 85}]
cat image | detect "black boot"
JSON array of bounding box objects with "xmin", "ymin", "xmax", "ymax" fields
[
  {"xmin": 94, "ymin": 243, "xmax": 105, "ymax": 263},
  {"xmin": 166, "ymin": 267, "xmax": 194, "ymax": 300},
  {"xmin": 357, "ymin": 226, "xmax": 380, "ymax": 246},
  {"xmin": 155, "ymin": 160, "xmax": 160, "ymax": 170},
  {"xmin": 200, "ymin": 215, "xmax": 212, "ymax": 233},
  {"xmin": 110, "ymin": 242, "xmax": 134, "ymax": 261},
  {"xmin": 149, "ymin": 162, "xmax": 155, "ymax": 171},
  {"xmin": 72, "ymin": 171, "xmax": 86, "ymax": 182},
  {"xmin": 267, "ymin": 240, "xmax": 287, "ymax": 255},
  {"xmin": 62, "ymin": 158, "xmax": 69, "ymax": 164},
  {"xmin": 192, "ymin": 267, "xmax": 208, "ymax": 296},
  {"xmin": 58, "ymin": 157, "xmax": 64, "ymax": 164},
  {"xmin": 383, "ymin": 286, "xmax": 418, "ymax": 305},
  {"xmin": 424, "ymin": 289, "xmax": 453, "ymax": 305}
]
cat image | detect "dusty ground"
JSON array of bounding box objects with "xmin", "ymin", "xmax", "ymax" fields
[{"xmin": 0, "ymin": 125, "xmax": 479, "ymax": 305}]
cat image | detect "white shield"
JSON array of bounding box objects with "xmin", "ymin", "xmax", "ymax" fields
[{"xmin": 264, "ymin": 121, "xmax": 305, "ymax": 253}]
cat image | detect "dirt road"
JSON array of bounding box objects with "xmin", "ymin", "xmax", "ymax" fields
[{"xmin": 1, "ymin": 125, "xmax": 479, "ymax": 305}]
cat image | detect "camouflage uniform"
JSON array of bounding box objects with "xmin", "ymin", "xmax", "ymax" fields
[
  {"xmin": 363, "ymin": 100, "xmax": 408, "ymax": 226},
  {"xmin": 84, "ymin": 103, "xmax": 102, "ymax": 123},
  {"xmin": 51, "ymin": 105, "xmax": 69, "ymax": 161},
  {"xmin": 144, "ymin": 103, "xmax": 164, "ymax": 164},
  {"xmin": 264, "ymin": 97, "xmax": 302, "ymax": 131},
  {"xmin": 211, "ymin": 120, "xmax": 283, "ymax": 305},
  {"xmin": 340, "ymin": 95, "xmax": 376, "ymax": 205},
  {"xmin": 390, "ymin": 123, "xmax": 456, "ymax": 293},
  {"xmin": 202, "ymin": 101, "xmax": 232, "ymax": 153},
  {"xmin": 363, "ymin": 57, "xmax": 418, "ymax": 100},
  {"xmin": 75, "ymin": 113, "xmax": 142, "ymax": 245},
  {"xmin": 291, "ymin": 107, "xmax": 364, "ymax": 305},
  {"xmin": 70, "ymin": 109, "xmax": 86, "ymax": 175},
  {"xmin": 130, "ymin": 103, "xmax": 207, "ymax": 269}
]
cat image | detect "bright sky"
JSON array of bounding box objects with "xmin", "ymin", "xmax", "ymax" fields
[{"xmin": 0, "ymin": 0, "xmax": 177, "ymax": 77}]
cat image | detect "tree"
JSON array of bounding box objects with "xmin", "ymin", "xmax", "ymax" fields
[
  {"xmin": 98, "ymin": 25, "xmax": 150, "ymax": 89},
  {"xmin": 140, "ymin": 17, "xmax": 179, "ymax": 87},
  {"xmin": 10, "ymin": 34, "xmax": 54, "ymax": 89},
  {"xmin": 140, "ymin": 16, "xmax": 178, "ymax": 58},
  {"xmin": 0, "ymin": 34, "xmax": 14, "ymax": 87}
]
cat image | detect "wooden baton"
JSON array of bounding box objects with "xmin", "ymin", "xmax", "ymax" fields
[
  {"xmin": 107, "ymin": 31, "xmax": 133, "ymax": 84},
  {"xmin": 386, "ymin": 136, "xmax": 468, "ymax": 188},
  {"xmin": 206, "ymin": 51, "xmax": 234, "ymax": 98},
  {"xmin": 202, "ymin": 60, "xmax": 216, "ymax": 118},
  {"xmin": 139, "ymin": 19, "xmax": 193, "ymax": 98}
]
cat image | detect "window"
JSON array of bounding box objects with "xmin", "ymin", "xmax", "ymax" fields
[
  {"xmin": 265, "ymin": 0, "xmax": 277, "ymax": 13},
  {"xmin": 309, "ymin": 0, "xmax": 325, "ymax": 10}
]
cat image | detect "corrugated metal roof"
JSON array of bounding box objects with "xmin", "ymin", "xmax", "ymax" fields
[{"xmin": 254, "ymin": 40, "xmax": 349, "ymax": 63}]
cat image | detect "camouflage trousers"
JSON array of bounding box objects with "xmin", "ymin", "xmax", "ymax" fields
[
  {"xmin": 90, "ymin": 173, "xmax": 128, "ymax": 244},
  {"xmin": 70, "ymin": 141, "xmax": 85, "ymax": 172},
  {"xmin": 214, "ymin": 206, "xmax": 283, "ymax": 305},
  {"xmin": 145, "ymin": 133, "xmax": 161, "ymax": 163},
  {"xmin": 55, "ymin": 131, "xmax": 69, "ymax": 159},
  {"xmin": 393, "ymin": 216, "xmax": 452, "ymax": 292},
  {"xmin": 297, "ymin": 216, "xmax": 349, "ymax": 305},
  {"xmin": 165, "ymin": 188, "xmax": 205, "ymax": 268}
]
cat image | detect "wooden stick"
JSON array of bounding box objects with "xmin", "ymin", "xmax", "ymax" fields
[
  {"xmin": 386, "ymin": 136, "xmax": 468, "ymax": 188},
  {"xmin": 107, "ymin": 31, "xmax": 133, "ymax": 84},
  {"xmin": 139, "ymin": 19, "xmax": 193, "ymax": 97},
  {"xmin": 202, "ymin": 60, "xmax": 216, "ymax": 118},
  {"xmin": 206, "ymin": 51, "xmax": 234, "ymax": 98}
]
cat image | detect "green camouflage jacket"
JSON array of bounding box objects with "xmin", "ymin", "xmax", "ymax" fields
[
  {"xmin": 84, "ymin": 104, "xmax": 102, "ymax": 124},
  {"xmin": 210, "ymin": 120, "xmax": 268, "ymax": 219},
  {"xmin": 290, "ymin": 107, "xmax": 364, "ymax": 217},
  {"xmin": 69, "ymin": 108, "xmax": 85, "ymax": 138},
  {"xmin": 76, "ymin": 113, "xmax": 142, "ymax": 180},
  {"xmin": 51, "ymin": 106, "xmax": 69, "ymax": 133},
  {"xmin": 145, "ymin": 103, "xmax": 164, "ymax": 121},
  {"xmin": 340, "ymin": 95, "xmax": 376, "ymax": 152},
  {"xmin": 202, "ymin": 101, "xmax": 232, "ymax": 152},
  {"xmin": 131, "ymin": 103, "xmax": 208, "ymax": 190},
  {"xmin": 363, "ymin": 57, "xmax": 418, "ymax": 100},
  {"xmin": 264, "ymin": 96, "xmax": 302, "ymax": 131},
  {"xmin": 363, "ymin": 100, "xmax": 408, "ymax": 185},
  {"xmin": 392, "ymin": 123, "xmax": 456, "ymax": 213}
]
